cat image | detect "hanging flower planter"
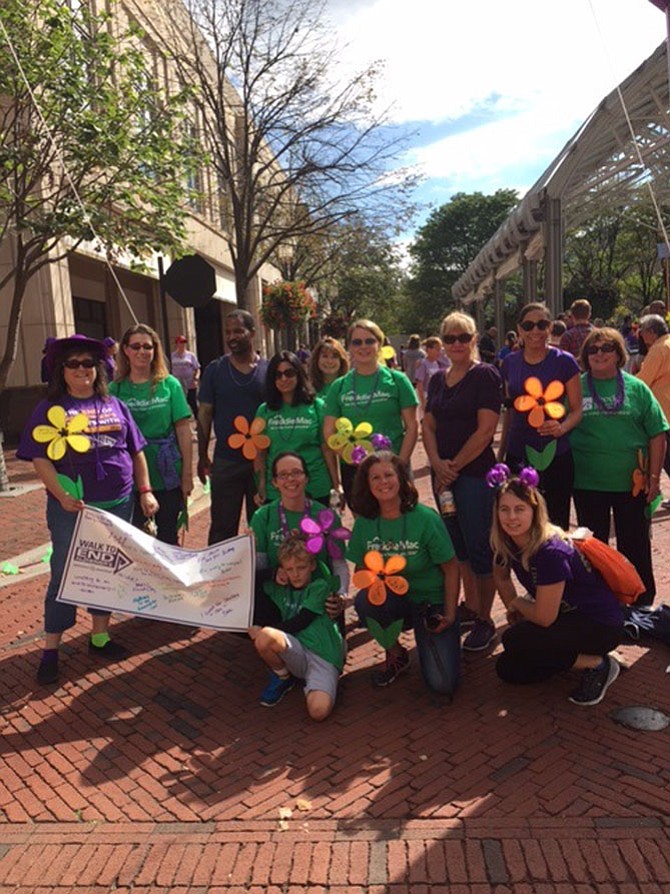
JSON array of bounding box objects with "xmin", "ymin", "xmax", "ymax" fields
[{"xmin": 260, "ymin": 281, "xmax": 317, "ymax": 330}]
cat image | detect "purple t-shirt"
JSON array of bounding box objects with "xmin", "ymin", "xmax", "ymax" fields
[
  {"xmin": 511, "ymin": 537, "xmax": 623, "ymax": 627},
  {"xmin": 425, "ymin": 363, "xmax": 502, "ymax": 478},
  {"xmin": 17, "ymin": 395, "xmax": 146, "ymax": 503},
  {"xmin": 501, "ymin": 347, "xmax": 579, "ymax": 458}
]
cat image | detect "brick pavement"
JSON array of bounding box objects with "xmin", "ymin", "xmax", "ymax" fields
[{"xmin": 1, "ymin": 441, "xmax": 670, "ymax": 892}]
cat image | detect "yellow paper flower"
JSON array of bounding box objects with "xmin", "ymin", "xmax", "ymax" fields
[
  {"xmin": 327, "ymin": 417, "xmax": 374, "ymax": 465},
  {"xmin": 32, "ymin": 406, "xmax": 91, "ymax": 461},
  {"xmin": 379, "ymin": 345, "xmax": 396, "ymax": 366},
  {"xmin": 513, "ymin": 377, "xmax": 566, "ymax": 429}
]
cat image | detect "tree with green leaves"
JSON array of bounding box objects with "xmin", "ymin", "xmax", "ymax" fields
[
  {"xmin": 167, "ymin": 0, "xmax": 416, "ymax": 310},
  {"xmin": 0, "ymin": 0, "xmax": 195, "ymax": 487},
  {"xmin": 407, "ymin": 189, "xmax": 519, "ymax": 332}
]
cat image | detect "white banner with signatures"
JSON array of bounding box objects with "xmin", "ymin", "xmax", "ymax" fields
[{"xmin": 56, "ymin": 506, "xmax": 255, "ymax": 631}]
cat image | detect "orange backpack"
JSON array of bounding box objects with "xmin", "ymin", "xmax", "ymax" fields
[{"xmin": 571, "ymin": 528, "xmax": 645, "ymax": 606}]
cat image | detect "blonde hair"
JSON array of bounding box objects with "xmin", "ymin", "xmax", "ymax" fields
[
  {"xmin": 116, "ymin": 324, "xmax": 169, "ymax": 390},
  {"xmin": 439, "ymin": 311, "xmax": 480, "ymax": 361},
  {"xmin": 347, "ymin": 318, "xmax": 384, "ymax": 345},
  {"xmin": 278, "ymin": 532, "xmax": 314, "ymax": 566},
  {"xmin": 490, "ymin": 479, "xmax": 566, "ymax": 571}
]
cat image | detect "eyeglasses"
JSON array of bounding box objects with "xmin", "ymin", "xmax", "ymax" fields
[
  {"xmin": 63, "ymin": 358, "xmax": 96, "ymax": 370},
  {"xmin": 275, "ymin": 367, "xmax": 298, "ymax": 380},
  {"xmin": 128, "ymin": 343, "xmax": 155, "ymax": 351},
  {"xmin": 442, "ymin": 333, "xmax": 473, "ymax": 345},
  {"xmin": 585, "ymin": 343, "xmax": 616, "ymax": 355},
  {"xmin": 351, "ymin": 337, "xmax": 378, "ymax": 347},
  {"xmin": 519, "ymin": 319, "xmax": 551, "ymax": 332},
  {"xmin": 275, "ymin": 469, "xmax": 306, "ymax": 480}
]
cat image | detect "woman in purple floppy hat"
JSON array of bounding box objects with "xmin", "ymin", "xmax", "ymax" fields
[{"xmin": 17, "ymin": 334, "xmax": 158, "ymax": 686}]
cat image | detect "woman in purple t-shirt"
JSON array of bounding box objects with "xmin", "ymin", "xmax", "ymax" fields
[
  {"xmin": 423, "ymin": 312, "xmax": 502, "ymax": 653},
  {"xmin": 491, "ymin": 469, "xmax": 623, "ymax": 706},
  {"xmin": 500, "ymin": 303, "xmax": 582, "ymax": 529},
  {"xmin": 17, "ymin": 335, "xmax": 158, "ymax": 687}
]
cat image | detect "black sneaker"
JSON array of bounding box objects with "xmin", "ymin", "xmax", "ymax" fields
[
  {"xmin": 372, "ymin": 647, "xmax": 410, "ymax": 687},
  {"xmin": 569, "ymin": 657, "xmax": 620, "ymax": 706},
  {"xmin": 88, "ymin": 640, "xmax": 130, "ymax": 661},
  {"xmin": 458, "ymin": 603, "xmax": 479, "ymax": 629},
  {"xmin": 37, "ymin": 660, "xmax": 59, "ymax": 685},
  {"xmin": 462, "ymin": 619, "xmax": 496, "ymax": 652}
]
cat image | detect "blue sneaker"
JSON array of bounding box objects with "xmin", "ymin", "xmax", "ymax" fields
[{"xmin": 260, "ymin": 672, "xmax": 295, "ymax": 707}]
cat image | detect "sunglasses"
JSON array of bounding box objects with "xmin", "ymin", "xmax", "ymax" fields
[
  {"xmin": 128, "ymin": 342, "xmax": 155, "ymax": 351},
  {"xmin": 63, "ymin": 358, "xmax": 96, "ymax": 370},
  {"xmin": 275, "ymin": 469, "xmax": 305, "ymax": 480},
  {"xmin": 443, "ymin": 333, "xmax": 473, "ymax": 345},
  {"xmin": 275, "ymin": 367, "xmax": 298, "ymax": 380},
  {"xmin": 586, "ymin": 343, "xmax": 616, "ymax": 355},
  {"xmin": 519, "ymin": 319, "xmax": 551, "ymax": 332},
  {"xmin": 351, "ymin": 337, "xmax": 378, "ymax": 347}
]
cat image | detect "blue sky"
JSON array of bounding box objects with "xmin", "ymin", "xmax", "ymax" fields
[{"xmin": 327, "ymin": 0, "xmax": 666, "ymax": 241}]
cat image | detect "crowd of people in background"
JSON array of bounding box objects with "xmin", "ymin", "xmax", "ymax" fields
[{"xmin": 22, "ymin": 298, "xmax": 670, "ymax": 716}]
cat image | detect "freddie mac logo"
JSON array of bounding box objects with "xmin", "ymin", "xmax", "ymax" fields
[{"xmin": 73, "ymin": 539, "xmax": 132, "ymax": 574}]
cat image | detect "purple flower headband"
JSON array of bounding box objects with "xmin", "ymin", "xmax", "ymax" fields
[
  {"xmin": 485, "ymin": 463, "xmax": 540, "ymax": 489},
  {"xmin": 351, "ymin": 433, "xmax": 392, "ymax": 466}
]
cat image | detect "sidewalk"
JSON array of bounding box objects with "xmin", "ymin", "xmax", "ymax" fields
[{"xmin": 1, "ymin": 440, "xmax": 669, "ymax": 892}]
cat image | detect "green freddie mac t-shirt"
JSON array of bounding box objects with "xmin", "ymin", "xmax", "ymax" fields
[
  {"xmin": 571, "ymin": 371, "xmax": 669, "ymax": 492},
  {"xmin": 324, "ymin": 367, "xmax": 418, "ymax": 454},
  {"xmin": 256, "ymin": 399, "xmax": 330, "ymax": 500},
  {"xmin": 263, "ymin": 578, "xmax": 344, "ymax": 670},
  {"xmin": 251, "ymin": 499, "xmax": 340, "ymax": 568},
  {"xmin": 109, "ymin": 375, "xmax": 190, "ymax": 490},
  {"xmin": 347, "ymin": 504, "xmax": 455, "ymax": 605}
]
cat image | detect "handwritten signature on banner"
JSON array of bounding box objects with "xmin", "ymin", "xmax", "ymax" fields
[{"xmin": 57, "ymin": 507, "xmax": 256, "ymax": 632}]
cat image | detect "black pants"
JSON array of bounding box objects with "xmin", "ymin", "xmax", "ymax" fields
[
  {"xmin": 496, "ymin": 611, "xmax": 623, "ymax": 684},
  {"xmin": 573, "ymin": 489, "xmax": 655, "ymax": 607},
  {"xmin": 209, "ymin": 458, "xmax": 257, "ymax": 545},
  {"xmin": 133, "ymin": 487, "xmax": 184, "ymax": 545},
  {"xmin": 507, "ymin": 449, "xmax": 574, "ymax": 530},
  {"xmin": 186, "ymin": 388, "xmax": 198, "ymax": 419}
]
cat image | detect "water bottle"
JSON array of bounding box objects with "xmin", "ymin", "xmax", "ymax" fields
[
  {"xmin": 329, "ymin": 488, "xmax": 342, "ymax": 511},
  {"xmin": 438, "ymin": 486, "xmax": 456, "ymax": 517}
]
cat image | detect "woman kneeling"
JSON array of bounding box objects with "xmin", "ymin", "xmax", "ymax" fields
[{"xmin": 492, "ymin": 469, "xmax": 624, "ymax": 706}]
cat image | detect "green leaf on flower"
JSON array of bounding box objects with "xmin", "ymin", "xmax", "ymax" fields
[
  {"xmin": 525, "ymin": 440, "xmax": 556, "ymax": 472},
  {"xmin": 366, "ymin": 617, "xmax": 404, "ymax": 650},
  {"xmin": 57, "ymin": 473, "xmax": 83, "ymax": 499}
]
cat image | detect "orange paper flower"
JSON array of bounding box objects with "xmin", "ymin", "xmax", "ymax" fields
[
  {"xmin": 352, "ymin": 550, "xmax": 409, "ymax": 606},
  {"xmin": 632, "ymin": 449, "xmax": 647, "ymax": 497},
  {"xmin": 227, "ymin": 416, "xmax": 271, "ymax": 460},
  {"xmin": 514, "ymin": 377, "xmax": 566, "ymax": 429}
]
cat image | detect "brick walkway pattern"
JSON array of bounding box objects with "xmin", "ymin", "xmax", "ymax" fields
[{"xmin": 1, "ymin": 443, "xmax": 669, "ymax": 892}]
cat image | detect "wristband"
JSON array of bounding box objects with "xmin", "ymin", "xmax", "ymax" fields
[{"xmin": 139, "ymin": 486, "xmax": 153, "ymax": 495}]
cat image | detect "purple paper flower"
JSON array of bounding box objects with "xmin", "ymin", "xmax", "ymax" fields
[
  {"xmin": 485, "ymin": 463, "xmax": 510, "ymax": 488},
  {"xmin": 370, "ymin": 433, "xmax": 392, "ymax": 452},
  {"xmin": 351, "ymin": 444, "xmax": 369, "ymax": 465},
  {"xmin": 518, "ymin": 466, "xmax": 540, "ymax": 488},
  {"xmin": 300, "ymin": 510, "xmax": 352, "ymax": 558}
]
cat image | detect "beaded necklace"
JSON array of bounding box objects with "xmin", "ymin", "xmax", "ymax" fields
[{"xmin": 587, "ymin": 370, "xmax": 625, "ymax": 415}]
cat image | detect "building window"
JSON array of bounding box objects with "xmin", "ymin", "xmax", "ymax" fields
[{"xmin": 73, "ymin": 296, "xmax": 107, "ymax": 340}]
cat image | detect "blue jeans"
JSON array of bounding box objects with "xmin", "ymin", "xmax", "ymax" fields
[
  {"xmin": 354, "ymin": 589, "xmax": 461, "ymax": 697},
  {"xmin": 441, "ymin": 474, "xmax": 495, "ymax": 576},
  {"xmin": 44, "ymin": 494, "xmax": 134, "ymax": 634}
]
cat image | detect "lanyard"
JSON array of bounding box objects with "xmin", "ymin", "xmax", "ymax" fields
[{"xmin": 278, "ymin": 498, "xmax": 312, "ymax": 538}]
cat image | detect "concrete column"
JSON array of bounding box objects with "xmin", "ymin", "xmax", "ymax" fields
[
  {"xmin": 494, "ymin": 278, "xmax": 505, "ymax": 345},
  {"xmin": 522, "ymin": 258, "xmax": 538, "ymax": 302},
  {"xmin": 544, "ymin": 197, "xmax": 563, "ymax": 317}
]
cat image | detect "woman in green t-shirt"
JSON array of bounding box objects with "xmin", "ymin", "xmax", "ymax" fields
[
  {"xmin": 324, "ymin": 319, "xmax": 419, "ymax": 507},
  {"xmin": 571, "ymin": 328, "xmax": 667, "ymax": 607},
  {"xmin": 110, "ymin": 324, "xmax": 192, "ymax": 544},
  {"xmin": 254, "ymin": 352, "xmax": 339, "ymax": 506},
  {"xmin": 308, "ymin": 336, "xmax": 350, "ymax": 399},
  {"xmin": 347, "ymin": 451, "xmax": 460, "ymax": 696}
]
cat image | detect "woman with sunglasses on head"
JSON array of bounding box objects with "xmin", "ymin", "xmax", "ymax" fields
[
  {"xmin": 422, "ymin": 312, "xmax": 502, "ymax": 651},
  {"xmin": 254, "ymin": 352, "xmax": 338, "ymax": 507},
  {"xmin": 492, "ymin": 467, "xmax": 624, "ymax": 706},
  {"xmin": 308, "ymin": 336, "xmax": 350, "ymax": 399},
  {"xmin": 109, "ymin": 324, "xmax": 192, "ymax": 545},
  {"xmin": 499, "ymin": 302, "xmax": 582, "ymax": 529},
  {"xmin": 570, "ymin": 329, "xmax": 667, "ymax": 608},
  {"xmin": 17, "ymin": 335, "xmax": 157, "ymax": 685},
  {"xmin": 324, "ymin": 319, "xmax": 419, "ymax": 506}
]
